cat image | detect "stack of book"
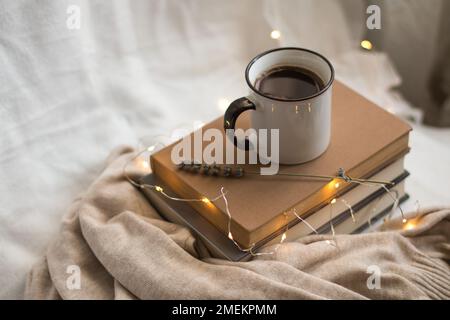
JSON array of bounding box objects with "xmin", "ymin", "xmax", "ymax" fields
[{"xmin": 142, "ymin": 81, "xmax": 411, "ymax": 261}]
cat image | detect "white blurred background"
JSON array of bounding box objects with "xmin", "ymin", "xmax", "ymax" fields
[{"xmin": 1, "ymin": 0, "xmax": 449, "ymax": 299}]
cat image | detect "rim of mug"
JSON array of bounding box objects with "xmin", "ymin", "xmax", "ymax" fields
[{"xmin": 245, "ymin": 47, "xmax": 335, "ymax": 102}]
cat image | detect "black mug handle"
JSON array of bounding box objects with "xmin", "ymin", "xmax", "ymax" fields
[{"xmin": 224, "ymin": 97, "xmax": 256, "ymax": 150}]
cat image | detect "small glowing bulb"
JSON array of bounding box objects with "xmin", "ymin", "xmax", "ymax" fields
[
  {"xmin": 402, "ymin": 218, "xmax": 407, "ymax": 224},
  {"xmin": 217, "ymin": 98, "xmax": 230, "ymax": 112},
  {"xmin": 147, "ymin": 145, "xmax": 155, "ymax": 152},
  {"xmin": 228, "ymin": 232, "xmax": 233, "ymax": 240},
  {"xmin": 334, "ymin": 182, "xmax": 340, "ymax": 189},
  {"xmin": 331, "ymin": 198, "xmax": 337, "ymax": 204},
  {"xmin": 155, "ymin": 186, "xmax": 163, "ymax": 192},
  {"xmin": 281, "ymin": 232, "xmax": 287, "ymax": 243},
  {"xmin": 270, "ymin": 30, "xmax": 281, "ymax": 39},
  {"xmin": 201, "ymin": 197, "xmax": 211, "ymax": 204},
  {"xmin": 361, "ymin": 40, "xmax": 373, "ymax": 50}
]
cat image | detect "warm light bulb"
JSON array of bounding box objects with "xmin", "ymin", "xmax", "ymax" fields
[
  {"xmin": 270, "ymin": 30, "xmax": 281, "ymax": 39},
  {"xmin": 147, "ymin": 145, "xmax": 155, "ymax": 152},
  {"xmin": 334, "ymin": 182, "xmax": 340, "ymax": 189},
  {"xmin": 201, "ymin": 197, "xmax": 211, "ymax": 204},
  {"xmin": 217, "ymin": 98, "xmax": 230, "ymax": 112},
  {"xmin": 155, "ymin": 186, "xmax": 163, "ymax": 192},
  {"xmin": 361, "ymin": 40, "xmax": 373, "ymax": 50},
  {"xmin": 281, "ymin": 232, "xmax": 287, "ymax": 243},
  {"xmin": 331, "ymin": 198, "xmax": 337, "ymax": 204},
  {"xmin": 402, "ymin": 218, "xmax": 407, "ymax": 224}
]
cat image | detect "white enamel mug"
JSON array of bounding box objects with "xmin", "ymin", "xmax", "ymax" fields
[{"xmin": 224, "ymin": 47, "xmax": 334, "ymax": 164}]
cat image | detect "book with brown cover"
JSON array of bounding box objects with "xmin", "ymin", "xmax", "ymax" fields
[
  {"xmin": 141, "ymin": 160, "xmax": 409, "ymax": 261},
  {"xmin": 151, "ymin": 81, "xmax": 412, "ymax": 247}
]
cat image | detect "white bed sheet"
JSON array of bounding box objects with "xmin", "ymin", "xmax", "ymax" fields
[{"xmin": 1, "ymin": 0, "xmax": 449, "ymax": 299}]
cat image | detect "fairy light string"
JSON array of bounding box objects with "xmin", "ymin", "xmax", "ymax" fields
[
  {"xmin": 341, "ymin": 198, "xmax": 356, "ymax": 223},
  {"xmin": 124, "ymin": 146, "xmax": 408, "ymax": 256}
]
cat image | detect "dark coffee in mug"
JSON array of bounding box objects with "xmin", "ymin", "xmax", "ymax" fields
[{"xmin": 254, "ymin": 66, "xmax": 325, "ymax": 100}]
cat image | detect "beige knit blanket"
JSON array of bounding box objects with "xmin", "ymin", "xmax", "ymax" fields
[{"xmin": 25, "ymin": 146, "xmax": 450, "ymax": 299}]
